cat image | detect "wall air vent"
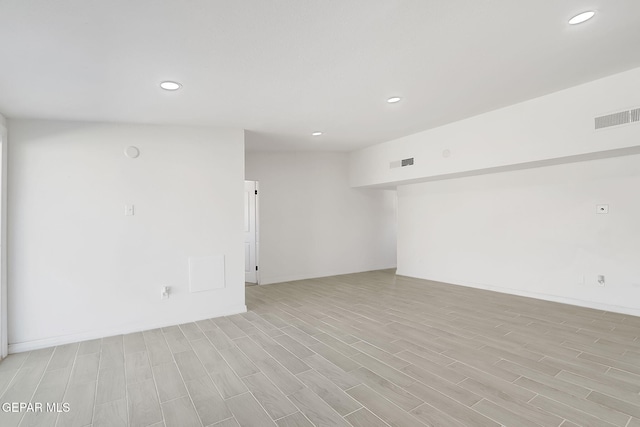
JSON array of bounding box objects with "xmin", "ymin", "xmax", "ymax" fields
[
  {"xmin": 594, "ymin": 107, "xmax": 640, "ymax": 130},
  {"xmin": 595, "ymin": 111, "xmax": 630, "ymax": 129},
  {"xmin": 390, "ymin": 157, "xmax": 414, "ymax": 169}
]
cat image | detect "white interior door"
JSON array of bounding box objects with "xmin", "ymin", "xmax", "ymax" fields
[{"xmin": 244, "ymin": 181, "xmax": 258, "ymax": 283}]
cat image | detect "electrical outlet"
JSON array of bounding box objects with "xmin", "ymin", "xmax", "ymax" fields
[
  {"xmin": 597, "ymin": 275, "xmax": 605, "ymax": 287},
  {"xmin": 125, "ymin": 205, "xmax": 135, "ymax": 216},
  {"xmin": 161, "ymin": 286, "xmax": 170, "ymax": 299}
]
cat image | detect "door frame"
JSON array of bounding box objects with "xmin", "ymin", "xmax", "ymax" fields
[
  {"xmin": 244, "ymin": 180, "xmax": 260, "ymax": 285},
  {"xmin": 254, "ymin": 181, "xmax": 260, "ymax": 285}
]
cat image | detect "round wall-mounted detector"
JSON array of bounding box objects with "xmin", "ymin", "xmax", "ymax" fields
[
  {"xmin": 160, "ymin": 81, "xmax": 182, "ymax": 91},
  {"xmin": 125, "ymin": 146, "xmax": 140, "ymax": 158},
  {"xmin": 442, "ymin": 149, "xmax": 451, "ymax": 158}
]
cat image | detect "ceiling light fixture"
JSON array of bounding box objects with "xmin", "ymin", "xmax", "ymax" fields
[
  {"xmin": 312, "ymin": 132, "xmax": 322, "ymax": 136},
  {"xmin": 568, "ymin": 11, "xmax": 596, "ymax": 25},
  {"xmin": 160, "ymin": 81, "xmax": 182, "ymax": 91},
  {"xmin": 387, "ymin": 97, "xmax": 401, "ymax": 103}
]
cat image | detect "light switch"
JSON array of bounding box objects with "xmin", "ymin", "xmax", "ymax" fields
[{"xmin": 125, "ymin": 205, "xmax": 135, "ymax": 216}]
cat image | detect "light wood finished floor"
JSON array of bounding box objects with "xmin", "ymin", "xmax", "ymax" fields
[{"xmin": 1, "ymin": 270, "xmax": 640, "ymax": 427}]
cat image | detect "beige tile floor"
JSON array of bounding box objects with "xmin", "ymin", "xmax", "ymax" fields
[{"xmin": 1, "ymin": 270, "xmax": 640, "ymax": 426}]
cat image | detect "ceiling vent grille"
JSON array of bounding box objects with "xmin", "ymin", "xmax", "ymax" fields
[
  {"xmin": 594, "ymin": 107, "xmax": 640, "ymax": 130},
  {"xmin": 595, "ymin": 111, "xmax": 630, "ymax": 129},
  {"xmin": 390, "ymin": 157, "xmax": 414, "ymax": 169}
]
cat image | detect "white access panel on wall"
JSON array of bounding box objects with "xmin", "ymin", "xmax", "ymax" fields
[{"xmin": 189, "ymin": 255, "xmax": 225, "ymax": 292}]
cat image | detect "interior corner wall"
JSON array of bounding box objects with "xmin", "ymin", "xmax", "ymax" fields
[
  {"xmin": 397, "ymin": 154, "xmax": 640, "ymax": 316},
  {"xmin": 245, "ymin": 151, "xmax": 397, "ymax": 285},
  {"xmin": 8, "ymin": 119, "xmax": 246, "ymax": 352}
]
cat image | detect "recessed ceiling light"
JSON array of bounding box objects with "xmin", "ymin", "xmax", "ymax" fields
[
  {"xmin": 387, "ymin": 97, "xmax": 401, "ymax": 103},
  {"xmin": 568, "ymin": 11, "xmax": 595, "ymax": 25},
  {"xmin": 312, "ymin": 132, "xmax": 322, "ymax": 136},
  {"xmin": 160, "ymin": 81, "xmax": 182, "ymax": 91}
]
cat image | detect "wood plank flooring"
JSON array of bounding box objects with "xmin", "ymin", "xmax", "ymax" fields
[{"xmin": 1, "ymin": 270, "xmax": 640, "ymax": 426}]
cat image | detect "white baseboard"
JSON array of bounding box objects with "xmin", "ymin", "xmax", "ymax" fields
[
  {"xmin": 397, "ymin": 270, "xmax": 640, "ymax": 318},
  {"xmin": 8, "ymin": 304, "xmax": 247, "ymax": 354},
  {"xmin": 259, "ymin": 265, "xmax": 397, "ymax": 285}
]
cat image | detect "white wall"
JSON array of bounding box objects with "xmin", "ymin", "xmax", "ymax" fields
[
  {"xmin": 350, "ymin": 66, "xmax": 640, "ymax": 188},
  {"xmin": 0, "ymin": 114, "xmax": 7, "ymax": 358},
  {"xmin": 8, "ymin": 119, "xmax": 246, "ymax": 352},
  {"xmin": 245, "ymin": 151, "xmax": 396, "ymax": 285},
  {"xmin": 398, "ymin": 154, "xmax": 640, "ymax": 316},
  {"xmin": 348, "ymin": 66, "xmax": 640, "ymax": 316}
]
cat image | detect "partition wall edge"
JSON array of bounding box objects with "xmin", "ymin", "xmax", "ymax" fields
[{"xmin": 0, "ymin": 114, "xmax": 7, "ymax": 359}]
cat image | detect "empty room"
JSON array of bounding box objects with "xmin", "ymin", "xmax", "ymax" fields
[{"xmin": 1, "ymin": 1, "xmax": 640, "ymax": 427}]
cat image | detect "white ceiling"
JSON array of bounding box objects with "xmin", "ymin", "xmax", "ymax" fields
[{"xmin": 1, "ymin": 1, "xmax": 640, "ymax": 152}]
